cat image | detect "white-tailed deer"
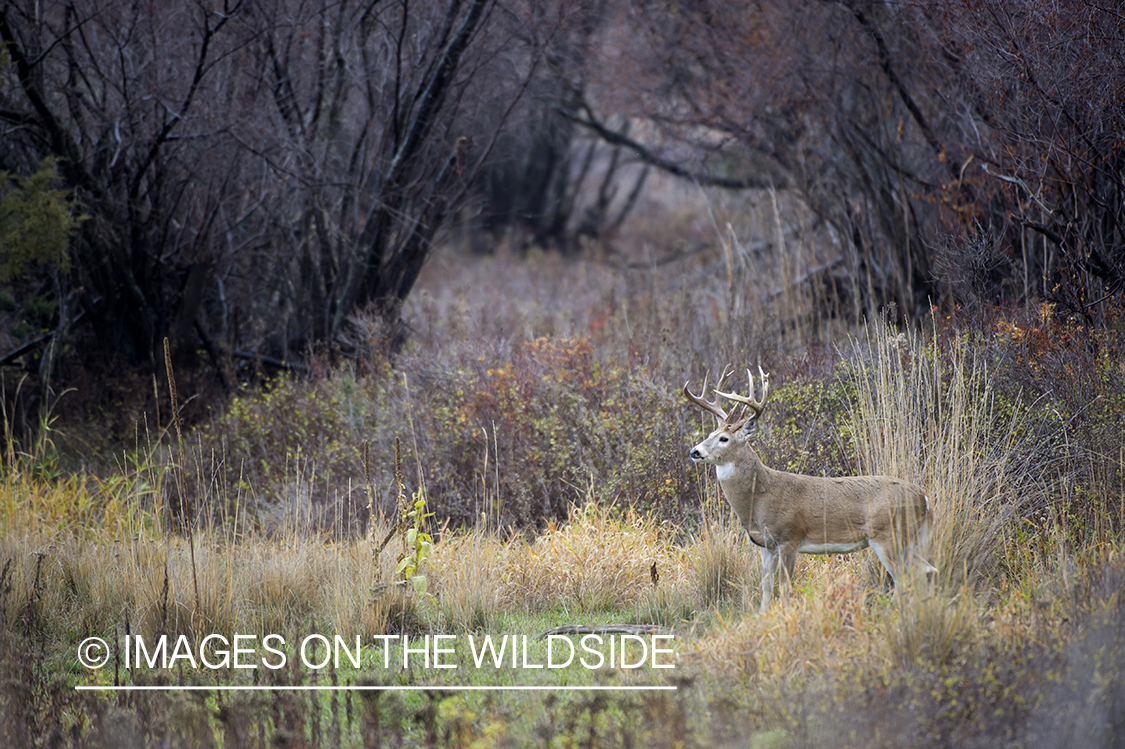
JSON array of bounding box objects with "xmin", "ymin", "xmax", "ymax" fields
[{"xmin": 685, "ymin": 366, "xmax": 937, "ymax": 611}]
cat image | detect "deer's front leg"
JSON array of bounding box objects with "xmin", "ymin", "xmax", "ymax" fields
[
  {"xmin": 778, "ymin": 546, "xmax": 798, "ymax": 602},
  {"xmin": 759, "ymin": 546, "xmax": 779, "ymax": 612}
]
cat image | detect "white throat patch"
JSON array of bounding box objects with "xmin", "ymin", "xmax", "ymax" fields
[{"xmin": 714, "ymin": 463, "xmax": 736, "ymax": 482}]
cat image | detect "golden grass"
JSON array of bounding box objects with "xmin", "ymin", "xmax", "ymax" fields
[
  {"xmin": 429, "ymin": 525, "xmax": 506, "ymax": 630},
  {"xmin": 0, "ymin": 483, "xmax": 707, "ymax": 644},
  {"xmin": 0, "ymin": 511, "xmax": 1060, "ymax": 679},
  {"xmin": 498, "ymin": 503, "xmax": 691, "ymax": 613},
  {"xmin": 692, "ymin": 571, "xmax": 874, "ymax": 682},
  {"xmin": 0, "ymin": 487, "xmax": 1047, "ymax": 677},
  {"xmin": 846, "ymin": 317, "xmax": 1033, "ymax": 592},
  {"xmin": 689, "ymin": 514, "xmax": 756, "ymax": 609}
]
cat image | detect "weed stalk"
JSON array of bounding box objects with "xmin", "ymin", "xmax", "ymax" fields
[{"xmin": 163, "ymin": 338, "xmax": 200, "ymax": 618}]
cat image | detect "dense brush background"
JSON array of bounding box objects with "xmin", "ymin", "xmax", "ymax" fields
[{"xmin": 2, "ymin": 0, "xmax": 1125, "ymax": 747}]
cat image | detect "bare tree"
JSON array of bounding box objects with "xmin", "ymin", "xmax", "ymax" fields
[
  {"xmin": 575, "ymin": 0, "xmax": 1125, "ymax": 322},
  {"xmin": 933, "ymin": 0, "xmax": 1125, "ymax": 320},
  {"xmin": 0, "ymin": 0, "xmax": 556, "ymax": 380},
  {"xmin": 0, "ymin": 0, "xmax": 251, "ymax": 365},
  {"xmin": 468, "ymin": 0, "xmax": 652, "ymax": 254}
]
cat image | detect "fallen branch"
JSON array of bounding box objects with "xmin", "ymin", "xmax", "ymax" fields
[
  {"xmin": 537, "ymin": 623, "xmax": 681, "ymax": 640},
  {"xmin": 0, "ymin": 331, "xmax": 54, "ymax": 368}
]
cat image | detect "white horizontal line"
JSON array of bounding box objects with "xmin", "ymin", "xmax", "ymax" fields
[{"xmin": 76, "ymin": 685, "xmax": 677, "ymax": 692}]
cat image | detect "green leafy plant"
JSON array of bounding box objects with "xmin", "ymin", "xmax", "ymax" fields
[{"xmin": 396, "ymin": 489, "xmax": 434, "ymax": 595}]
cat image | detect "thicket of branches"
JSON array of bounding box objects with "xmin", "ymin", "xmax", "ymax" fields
[
  {"xmin": 577, "ymin": 0, "xmax": 1125, "ymax": 322},
  {"xmin": 0, "ymin": 0, "xmax": 598, "ymax": 377}
]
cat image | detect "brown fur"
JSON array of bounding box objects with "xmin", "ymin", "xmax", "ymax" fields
[{"xmin": 686, "ymin": 376, "xmax": 936, "ymax": 610}]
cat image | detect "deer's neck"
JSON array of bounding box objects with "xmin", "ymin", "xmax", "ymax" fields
[
  {"xmin": 715, "ymin": 462, "xmax": 738, "ymax": 481},
  {"xmin": 715, "ymin": 446, "xmax": 778, "ymax": 546},
  {"xmin": 716, "ymin": 445, "xmax": 769, "ymax": 501}
]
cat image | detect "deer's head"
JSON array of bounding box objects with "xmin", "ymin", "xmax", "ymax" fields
[{"xmin": 684, "ymin": 366, "xmax": 769, "ymax": 468}]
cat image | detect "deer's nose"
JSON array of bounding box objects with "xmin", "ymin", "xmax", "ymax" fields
[{"xmin": 689, "ymin": 448, "xmax": 702, "ymax": 460}]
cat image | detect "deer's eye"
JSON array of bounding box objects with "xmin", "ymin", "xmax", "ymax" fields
[{"xmin": 718, "ymin": 436, "xmax": 729, "ymax": 443}]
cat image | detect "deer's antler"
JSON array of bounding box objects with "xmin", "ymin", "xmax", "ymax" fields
[
  {"xmin": 683, "ymin": 366, "xmax": 736, "ymax": 424},
  {"xmin": 713, "ymin": 366, "xmax": 770, "ymax": 419}
]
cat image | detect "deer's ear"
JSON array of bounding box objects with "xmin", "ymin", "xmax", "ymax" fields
[{"xmin": 740, "ymin": 417, "xmax": 760, "ymax": 438}]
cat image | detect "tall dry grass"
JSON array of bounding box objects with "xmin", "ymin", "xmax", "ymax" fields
[
  {"xmin": 834, "ymin": 316, "xmax": 1049, "ymax": 671},
  {"xmin": 429, "ymin": 524, "xmax": 505, "ymax": 631},
  {"xmin": 0, "ymin": 470, "xmax": 729, "ymax": 652},
  {"xmin": 499, "ymin": 502, "xmax": 691, "ymax": 613},
  {"xmin": 844, "ymin": 317, "xmax": 1036, "ymax": 589}
]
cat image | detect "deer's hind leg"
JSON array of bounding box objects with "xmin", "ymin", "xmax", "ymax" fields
[
  {"xmin": 913, "ymin": 513, "xmax": 939, "ymax": 583},
  {"xmin": 869, "ymin": 537, "xmax": 936, "ymax": 590}
]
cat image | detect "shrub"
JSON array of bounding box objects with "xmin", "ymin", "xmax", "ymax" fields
[{"xmin": 197, "ymin": 333, "xmax": 706, "ymax": 532}]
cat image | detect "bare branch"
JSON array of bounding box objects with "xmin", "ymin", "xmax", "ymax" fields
[{"xmin": 561, "ymin": 106, "xmax": 777, "ymax": 190}]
